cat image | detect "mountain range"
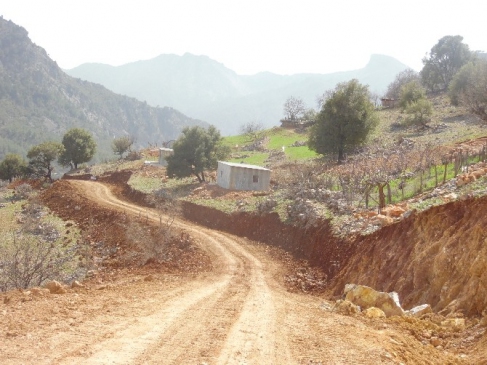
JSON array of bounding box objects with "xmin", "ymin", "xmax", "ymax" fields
[
  {"xmin": 0, "ymin": 17, "xmax": 206, "ymax": 161},
  {"xmin": 66, "ymin": 53, "xmax": 410, "ymax": 135}
]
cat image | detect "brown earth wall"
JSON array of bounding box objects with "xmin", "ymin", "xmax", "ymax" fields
[
  {"xmin": 64, "ymin": 170, "xmax": 487, "ymax": 316},
  {"xmin": 181, "ymin": 202, "xmax": 355, "ymax": 280}
]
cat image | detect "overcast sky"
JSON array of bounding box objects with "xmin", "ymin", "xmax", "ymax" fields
[{"xmin": 2, "ymin": 0, "xmax": 485, "ymax": 75}]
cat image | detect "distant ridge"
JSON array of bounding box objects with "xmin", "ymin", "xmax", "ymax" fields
[
  {"xmin": 66, "ymin": 53, "xmax": 410, "ymax": 135},
  {"xmin": 0, "ymin": 17, "xmax": 207, "ymax": 161}
]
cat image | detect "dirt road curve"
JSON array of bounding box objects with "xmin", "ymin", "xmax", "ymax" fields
[{"xmin": 1, "ymin": 181, "xmax": 462, "ymax": 364}]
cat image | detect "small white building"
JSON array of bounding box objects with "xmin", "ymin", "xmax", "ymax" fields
[
  {"xmin": 217, "ymin": 161, "xmax": 271, "ymax": 191},
  {"xmin": 159, "ymin": 148, "xmax": 174, "ymax": 166}
]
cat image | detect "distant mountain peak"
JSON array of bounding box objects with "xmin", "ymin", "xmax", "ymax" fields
[
  {"xmin": 365, "ymin": 54, "xmax": 409, "ymax": 69},
  {"xmin": 66, "ymin": 52, "xmax": 411, "ymax": 135}
]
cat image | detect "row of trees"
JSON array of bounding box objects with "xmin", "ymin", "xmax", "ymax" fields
[{"xmin": 0, "ymin": 128, "xmax": 96, "ymax": 182}]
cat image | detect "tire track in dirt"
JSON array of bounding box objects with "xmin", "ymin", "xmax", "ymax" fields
[{"xmin": 63, "ymin": 180, "xmax": 292, "ymax": 364}]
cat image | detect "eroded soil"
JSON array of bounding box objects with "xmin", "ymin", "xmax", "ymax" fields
[{"xmin": 0, "ymin": 178, "xmax": 484, "ymax": 364}]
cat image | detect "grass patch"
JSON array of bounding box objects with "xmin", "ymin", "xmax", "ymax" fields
[
  {"xmin": 228, "ymin": 152, "xmax": 269, "ymax": 166},
  {"xmin": 128, "ymin": 175, "xmax": 163, "ymax": 194},
  {"xmin": 285, "ymin": 146, "xmax": 317, "ymax": 160}
]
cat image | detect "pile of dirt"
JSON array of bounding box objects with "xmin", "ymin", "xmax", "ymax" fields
[{"xmin": 39, "ymin": 179, "xmax": 212, "ymax": 274}]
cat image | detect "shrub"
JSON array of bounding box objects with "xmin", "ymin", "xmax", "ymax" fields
[
  {"xmin": 15, "ymin": 183, "xmax": 33, "ymax": 199},
  {"xmin": 0, "ymin": 233, "xmax": 79, "ymax": 291}
]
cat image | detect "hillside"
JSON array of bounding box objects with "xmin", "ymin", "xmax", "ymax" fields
[
  {"xmin": 2, "ymin": 95, "xmax": 487, "ymax": 362},
  {"xmin": 65, "ymin": 53, "xmax": 409, "ymax": 135},
  {"xmin": 0, "ymin": 17, "xmax": 207, "ymax": 161}
]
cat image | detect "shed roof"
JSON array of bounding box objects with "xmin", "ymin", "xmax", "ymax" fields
[
  {"xmin": 159, "ymin": 148, "xmax": 174, "ymax": 152},
  {"xmin": 218, "ymin": 161, "xmax": 271, "ymax": 171}
]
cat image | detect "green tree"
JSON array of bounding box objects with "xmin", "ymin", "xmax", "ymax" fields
[
  {"xmin": 166, "ymin": 126, "xmax": 229, "ymax": 182},
  {"xmin": 308, "ymin": 79, "xmax": 378, "ymax": 162},
  {"xmin": 399, "ymin": 81, "xmax": 433, "ymax": 128},
  {"xmin": 59, "ymin": 128, "xmax": 97, "ymax": 169},
  {"xmin": 404, "ymin": 99, "xmax": 433, "ymax": 128},
  {"xmin": 449, "ymin": 59, "xmax": 487, "ymax": 122},
  {"xmin": 421, "ymin": 35, "xmax": 471, "ymax": 92},
  {"xmin": 112, "ymin": 135, "xmax": 134, "ymax": 159},
  {"xmin": 399, "ymin": 81, "xmax": 427, "ymax": 111},
  {"xmin": 0, "ymin": 154, "xmax": 27, "ymax": 183},
  {"xmin": 27, "ymin": 142, "xmax": 64, "ymax": 181}
]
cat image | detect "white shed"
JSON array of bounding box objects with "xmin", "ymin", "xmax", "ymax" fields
[
  {"xmin": 159, "ymin": 148, "xmax": 173, "ymax": 166},
  {"xmin": 217, "ymin": 161, "xmax": 271, "ymax": 191}
]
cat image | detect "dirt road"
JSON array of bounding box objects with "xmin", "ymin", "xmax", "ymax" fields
[{"xmin": 0, "ymin": 180, "xmax": 465, "ymax": 364}]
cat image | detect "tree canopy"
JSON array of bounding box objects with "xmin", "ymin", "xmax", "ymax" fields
[
  {"xmin": 421, "ymin": 35, "xmax": 471, "ymax": 92},
  {"xmin": 308, "ymin": 79, "xmax": 378, "ymax": 162},
  {"xmin": 0, "ymin": 154, "xmax": 27, "ymax": 183},
  {"xmin": 27, "ymin": 142, "xmax": 64, "ymax": 181},
  {"xmin": 166, "ymin": 126, "xmax": 229, "ymax": 182},
  {"xmin": 449, "ymin": 59, "xmax": 487, "ymax": 122},
  {"xmin": 399, "ymin": 81, "xmax": 427, "ymax": 111},
  {"xmin": 59, "ymin": 128, "xmax": 97, "ymax": 169},
  {"xmin": 399, "ymin": 81, "xmax": 433, "ymax": 128},
  {"xmin": 112, "ymin": 135, "xmax": 134, "ymax": 159}
]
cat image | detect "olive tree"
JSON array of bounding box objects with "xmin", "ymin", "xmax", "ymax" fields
[
  {"xmin": 308, "ymin": 79, "xmax": 379, "ymax": 163},
  {"xmin": 112, "ymin": 135, "xmax": 134, "ymax": 159},
  {"xmin": 27, "ymin": 142, "xmax": 65, "ymax": 181},
  {"xmin": 0, "ymin": 154, "xmax": 27, "ymax": 182},
  {"xmin": 59, "ymin": 128, "xmax": 97, "ymax": 169},
  {"xmin": 166, "ymin": 126, "xmax": 229, "ymax": 182},
  {"xmin": 449, "ymin": 59, "xmax": 487, "ymax": 122},
  {"xmin": 399, "ymin": 81, "xmax": 433, "ymax": 128},
  {"xmin": 421, "ymin": 35, "xmax": 471, "ymax": 92}
]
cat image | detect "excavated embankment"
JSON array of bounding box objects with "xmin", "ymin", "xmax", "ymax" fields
[
  {"xmin": 329, "ymin": 198, "xmax": 487, "ymax": 316},
  {"xmin": 182, "ymin": 195, "xmax": 487, "ymax": 317},
  {"xmin": 67, "ymin": 171, "xmax": 487, "ymax": 317}
]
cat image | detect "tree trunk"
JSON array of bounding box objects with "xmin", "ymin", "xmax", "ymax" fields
[
  {"xmin": 377, "ymin": 183, "xmax": 386, "ymax": 214},
  {"xmin": 338, "ymin": 146, "xmax": 344, "ymax": 164}
]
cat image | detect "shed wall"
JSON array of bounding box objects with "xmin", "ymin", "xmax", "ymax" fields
[{"xmin": 217, "ymin": 162, "xmax": 270, "ymax": 191}]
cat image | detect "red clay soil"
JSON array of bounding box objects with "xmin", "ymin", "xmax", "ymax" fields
[
  {"xmin": 39, "ymin": 177, "xmax": 212, "ymax": 274},
  {"xmin": 64, "ymin": 170, "xmax": 487, "ymax": 318},
  {"xmin": 329, "ymin": 197, "xmax": 487, "ymax": 317}
]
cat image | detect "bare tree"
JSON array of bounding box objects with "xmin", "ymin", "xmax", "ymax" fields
[
  {"xmin": 283, "ymin": 96, "xmax": 306, "ymax": 121},
  {"xmin": 240, "ymin": 121, "xmax": 264, "ymax": 142},
  {"xmin": 385, "ymin": 68, "xmax": 421, "ymax": 100},
  {"xmin": 0, "ymin": 233, "xmax": 78, "ymax": 291}
]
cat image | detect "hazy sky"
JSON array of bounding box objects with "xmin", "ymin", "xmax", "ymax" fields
[{"xmin": 2, "ymin": 0, "xmax": 485, "ymax": 75}]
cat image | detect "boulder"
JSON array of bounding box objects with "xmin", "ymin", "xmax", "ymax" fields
[
  {"xmin": 344, "ymin": 284, "xmax": 404, "ymax": 317},
  {"xmin": 382, "ymin": 206, "xmax": 406, "ymax": 218},
  {"xmin": 363, "ymin": 307, "xmax": 386, "ymax": 318},
  {"xmin": 334, "ymin": 299, "xmax": 361, "ymax": 315},
  {"xmin": 44, "ymin": 280, "xmax": 67, "ymax": 294},
  {"xmin": 371, "ymin": 214, "xmax": 394, "ymax": 226},
  {"xmin": 71, "ymin": 280, "xmax": 85, "ymax": 289},
  {"xmin": 441, "ymin": 318, "xmax": 465, "ymax": 331},
  {"xmin": 406, "ymin": 304, "xmax": 432, "ymax": 317}
]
